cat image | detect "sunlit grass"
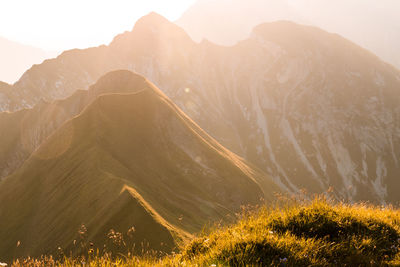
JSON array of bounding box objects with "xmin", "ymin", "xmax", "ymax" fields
[{"xmin": 10, "ymin": 196, "xmax": 400, "ymax": 266}]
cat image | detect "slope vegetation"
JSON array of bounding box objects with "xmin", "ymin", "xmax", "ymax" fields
[
  {"xmin": 0, "ymin": 71, "xmax": 279, "ymax": 261},
  {"xmin": 0, "ymin": 70, "xmax": 155, "ymax": 180},
  {"xmin": 10, "ymin": 198, "xmax": 400, "ymax": 266},
  {"xmin": 178, "ymin": 198, "xmax": 400, "ymax": 266}
]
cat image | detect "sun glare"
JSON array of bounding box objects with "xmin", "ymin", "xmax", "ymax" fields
[{"xmin": 0, "ymin": 0, "xmax": 196, "ymax": 51}]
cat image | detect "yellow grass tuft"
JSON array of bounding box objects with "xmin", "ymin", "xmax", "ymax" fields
[{"xmin": 9, "ymin": 196, "xmax": 400, "ymax": 266}]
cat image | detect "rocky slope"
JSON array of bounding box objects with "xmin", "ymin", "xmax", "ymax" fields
[
  {"xmin": 1, "ymin": 13, "xmax": 400, "ymax": 204},
  {"xmin": 0, "ymin": 70, "xmax": 277, "ymax": 261}
]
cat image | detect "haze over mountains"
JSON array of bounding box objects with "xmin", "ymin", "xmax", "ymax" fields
[
  {"xmin": 1, "ymin": 13, "xmax": 400, "ymax": 204},
  {"xmin": 1, "ymin": 8, "xmax": 400, "ymax": 261},
  {"xmin": 0, "ymin": 37, "xmax": 56, "ymax": 83},
  {"xmin": 177, "ymin": 0, "xmax": 400, "ymax": 70},
  {"xmin": 0, "ymin": 70, "xmax": 278, "ymax": 260}
]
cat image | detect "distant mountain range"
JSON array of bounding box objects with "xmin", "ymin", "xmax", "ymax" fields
[
  {"xmin": 0, "ymin": 70, "xmax": 278, "ymax": 260},
  {"xmin": 1, "ymin": 11, "xmax": 400, "ymax": 260},
  {"xmin": 177, "ymin": 0, "xmax": 400, "ymax": 70},
  {"xmin": 0, "ymin": 37, "xmax": 56, "ymax": 84},
  {"xmin": 1, "ymin": 13, "xmax": 399, "ymax": 203}
]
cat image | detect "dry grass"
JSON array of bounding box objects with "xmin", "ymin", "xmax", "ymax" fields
[
  {"xmin": 8, "ymin": 196, "xmax": 400, "ymax": 266},
  {"xmin": 0, "ymin": 71, "xmax": 273, "ymax": 263}
]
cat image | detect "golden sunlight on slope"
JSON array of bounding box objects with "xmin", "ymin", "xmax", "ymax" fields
[
  {"xmin": 20, "ymin": 105, "xmax": 74, "ymax": 159},
  {"xmin": 0, "ymin": 71, "xmax": 279, "ymax": 261}
]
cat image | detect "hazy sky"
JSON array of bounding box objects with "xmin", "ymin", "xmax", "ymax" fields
[{"xmin": 0, "ymin": 0, "xmax": 196, "ymax": 51}]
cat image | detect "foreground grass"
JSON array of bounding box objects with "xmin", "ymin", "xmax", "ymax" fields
[{"xmin": 10, "ymin": 197, "xmax": 400, "ymax": 266}]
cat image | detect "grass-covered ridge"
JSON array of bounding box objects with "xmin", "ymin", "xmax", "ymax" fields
[
  {"xmin": 0, "ymin": 71, "xmax": 275, "ymax": 261},
  {"xmin": 11, "ymin": 197, "xmax": 400, "ymax": 266}
]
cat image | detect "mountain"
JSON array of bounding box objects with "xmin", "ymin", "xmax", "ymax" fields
[
  {"xmin": 0, "ymin": 68, "xmax": 154, "ymax": 180},
  {"xmin": 177, "ymin": 0, "xmax": 299, "ymax": 45},
  {"xmin": 177, "ymin": 0, "xmax": 400, "ymax": 70},
  {"xmin": 0, "ymin": 70, "xmax": 278, "ymax": 261},
  {"xmin": 0, "ymin": 94, "xmax": 82, "ymax": 179},
  {"xmin": 0, "ymin": 37, "xmax": 56, "ymax": 84},
  {"xmin": 0, "ymin": 81, "xmax": 14, "ymax": 109},
  {"xmin": 1, "ymin": 13, "xmax": 400, "ymax": 204}
]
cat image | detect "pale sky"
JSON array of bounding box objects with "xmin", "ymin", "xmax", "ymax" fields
[{"xmin": 0, "ymin": 0, "xmax": 197, "ymax": 52}]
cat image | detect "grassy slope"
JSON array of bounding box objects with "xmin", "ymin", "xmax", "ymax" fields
[
  {"xmin": 179, "ymin": 198, "xmax": 400, "ymax": 266},
  {"xmin": 12, "ymin": 198, "xmax": 400, "ymax": 266},
  {"xmin": 0, "ymin": 70, "xmax": 151, "ymax": 180},
  {"xmin": 0, "ymin": 71, "xmax": 277, "ymax": 261}
]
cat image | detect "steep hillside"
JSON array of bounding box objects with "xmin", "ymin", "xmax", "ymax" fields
[
  {"xmin": 0, "ymin": 97, "xmax": 83, "ymax": 179},
  {"xmin": 0, "ymin": 71, "xmax": 278, "ymax": 261},
  {"xmin": 0, "ymin": 81, "xmax": 20, "ymax": 111},
  {"xmin": 1, "ymin": 14, "xmax": 400, "ymax": 203},
  {"xmin": 177, "ymin": 0, "xmax": 400, "ymax": 70},
  {"xmin": 0, "ymin": 70, "xmax": 152, "ymax": 180}
]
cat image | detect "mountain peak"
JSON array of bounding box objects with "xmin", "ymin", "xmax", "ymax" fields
[
  {"xmin": 130, "ymin": 12, "xmax": 176, "ymax": 36},
  {"xmin": 110, "ymin": 12, "xmax": 192, "ymax": 48},
  {"xmin": 88, "ymin": 70, "xmax": 156, "ymax": 98},
  {"xmin": 134, "ymin": 12, "xmax": 171, "ymax": 28},
  {"xmin": 93, "ymin": 70, "xmax": 147, "ymax": 89},
  {"xmin": 131, "ymin": 12, "xmax": 190, "ymax": 39}
]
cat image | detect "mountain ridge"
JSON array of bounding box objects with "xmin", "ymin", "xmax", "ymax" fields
[
  {"xmin": 1, "ymin": 14, "xmax": 400, "ymax": 203},
  {"xmin": 0, "ymin": 70, "xmax": 279, "ymax": 261},
  {"xmin": 177, "ymin": 0, "xmax": 400, "ymax": 70},
  {"xmin": 0, "ymin": 70, "xmax": 154, "ymax": 180}
]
